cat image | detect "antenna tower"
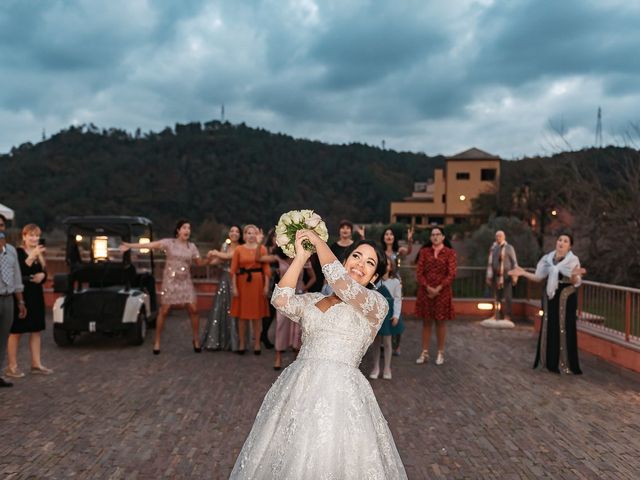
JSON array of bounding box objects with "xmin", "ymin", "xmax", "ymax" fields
[{"xmin": 595, "ymin": 107, "xmax": 603, "ymax": 147}]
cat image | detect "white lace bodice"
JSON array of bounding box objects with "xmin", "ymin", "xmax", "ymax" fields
[{"xmin": 271, "ymin": 260, "xmax": 389, "ymax": 368}]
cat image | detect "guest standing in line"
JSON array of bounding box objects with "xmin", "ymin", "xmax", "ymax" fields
[
  {"xmin": 121, "ymin": 219, "xmax": 209, "ymax": 354},
  {"xmin": 329, "ymin": 219, "xmax": 365, "ymax": 262},
  {"xmin": 230, "ymin": 225, "xmax": 271, "ymax": 354},
  {"xmin": 415, "ymin": 227, "xmax": 457, "ymax": 366},
  {"xmin": 273, "ymin": 248, "xmax": 315, "ymax": 370},
  {"xmin": 0, "ymin": 215, "xmax": 27, "ymax": 388},
  {"xmin": 486, "ymin": 230, "xmax": 519, "ymax": 321},
  {"xmin": 6, "ymin": 224, "xmax": 52, "ymax": 378},
  {"xmin": 509, "ymin": 232, "xmax": 585, "ymax": 374},
  {"xmin": 201, "ymin": 225, "xmax": 243, "ymax": 351},
  {"xmin": 369, "ymin": 260, "xmax": 404, "ymax": 380},
  {"xmin": 380, "ymin": 226, "xmax": 413, "ymax": 355}
]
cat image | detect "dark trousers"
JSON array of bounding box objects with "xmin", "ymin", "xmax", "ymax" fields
[
  {"xmin": 493, "ymin": 278, "xmax": 513, "ymax": 319},
  {"xmin": 0, "ymin": 295, "xmax": 15, "ymax": 371}
]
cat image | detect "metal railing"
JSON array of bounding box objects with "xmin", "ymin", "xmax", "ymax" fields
[{"xmin": 578, "ymin": 281, "xmax": 640, "ymax": 345}]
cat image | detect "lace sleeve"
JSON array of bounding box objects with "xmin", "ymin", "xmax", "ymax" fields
[
  {"xmin": 322, "ymin": 260, "xmax": 389, "ymax": 337},
  {"xmin": 271, "ymin": 285, "xmax": 318, "ymax": 323}
]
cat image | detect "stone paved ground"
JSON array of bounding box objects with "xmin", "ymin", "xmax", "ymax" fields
[{"xmin": 1, "ymin": 313, "xmax": 639, "ymax": 479}]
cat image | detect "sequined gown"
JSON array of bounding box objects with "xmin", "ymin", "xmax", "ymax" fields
[
  {"xmin": 201, "ymin": 252, "xmax": 240, "ymax": 351},
  {"xmin": 230, "ymin": 261, "xmax": 408, "ymax": 479}
]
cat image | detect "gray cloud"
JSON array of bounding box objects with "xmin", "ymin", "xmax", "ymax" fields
[{"xmin": 1, "ymin": 0, "xmax": 639, "ymax": 157}]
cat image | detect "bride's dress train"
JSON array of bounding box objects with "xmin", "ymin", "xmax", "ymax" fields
[{"xmin": 230, "ymin": 261, "xmax": 407, "ymax": 479}]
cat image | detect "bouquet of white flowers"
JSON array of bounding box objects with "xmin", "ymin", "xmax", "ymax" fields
[{"xmin": 275, "ymin": 210, "xmax": 329, "ymax": 258}]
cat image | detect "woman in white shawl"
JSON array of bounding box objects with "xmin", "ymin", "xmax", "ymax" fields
[{"xmin": 509, "ymin": 233, "xmax": 586, "ymax": 374}]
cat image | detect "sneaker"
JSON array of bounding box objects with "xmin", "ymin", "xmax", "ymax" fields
[
  {"xmin": 31, "ymin": 365, "xmax": 54, "ymax": 375},
  {"xmin": 415, "ymin": 350, "xmax": 429, "ymax": 365},
  {"xmin": 4, "ymin": 367, "xmax": 25, "ymax": 379},
  {"xmin": 392, "ymin": 349, "xmax": 400, "ymax": 357},
  {"xmin": 369, "ymin": 368, "xmax": 380, "ymax": 379},
  {"xmin": 436, "ymin": 351, "xmax": 445, "ymax": 366},
  {"xmin": 382, "ymin": 369, "xmax": 392, "ymax": 380}
]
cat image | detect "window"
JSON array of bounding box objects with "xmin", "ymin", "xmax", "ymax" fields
[
  {"xmin": 481, "ymin": 169, "xmax": 497, "ymax": 181},
  {"xmin": 456, "ymin": 172, "xmax": 470, "ymax": 180},
  {"xmin": 442, "ymin": 194, "xmax": 446, "ymax": 203},
  {"xmin": 414, "ymin": 216, "xmax": 423, "ymax": 225},
  {"xmin": 427, "ymin": 217, "xmax": 444, "ymax": 225},
  {"xmin": 396, "ymin": 216, "xmax": 412, "ymax": 224}
]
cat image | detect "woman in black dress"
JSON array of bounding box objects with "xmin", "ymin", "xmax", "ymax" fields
[
  {"xmin": 510, "ymin": 232, "xmax": 585, "ymax": 374},
  {"xmin": 5, "ymin": 224, "xmax": 53, "ymax": 378}
]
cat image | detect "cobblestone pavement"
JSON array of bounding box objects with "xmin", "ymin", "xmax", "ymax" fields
[{"xmin": 1, "ymin": 313, "xmax": 639, "ymax": 479}]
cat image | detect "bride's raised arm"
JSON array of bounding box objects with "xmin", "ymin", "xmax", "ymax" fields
[{"xmin": 271, "ymin": 232, "xmax": 316, "ymax": 323}]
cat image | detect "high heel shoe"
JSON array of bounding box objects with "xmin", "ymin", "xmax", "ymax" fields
[
  {"xmin": 415, "ymin": 350, "xmax": 429, "ymax": 364},
  {"xmin": 193, "ymin": 341, "xmax": 202, "ymax": 353},
  {"xmin": 236, "ymin": 349, "xmax": 246, "ymax": 355},
  {"xmin": 254, "ymin": 349, "xmax": 261, "ymax": 356},
  {"xmin": 153, "ymin": 348, "xmax": 160, "ymax": 355}
]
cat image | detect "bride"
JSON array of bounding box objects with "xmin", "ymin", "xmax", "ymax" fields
[{"xmin": 230, "ymin": 229, "xmax": 407, "ymax": 479}]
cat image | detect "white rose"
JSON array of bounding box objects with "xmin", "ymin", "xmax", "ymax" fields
[
  {"xmin": 282, "ymin": 243, "xmax": 295, "ymax": 258},
  {"xmin": 300, "ymin": 209, "xmax": 313, "ymax": 218},
  {"xmin": 276, "ymin": 233, "xmax": 290, "ymax": 247},
  {"xmin": 280, "ymin": 213, "xmax": 293, "ymax": 226},
  {"xmin": 315, "ymin": 222, "xmax": 329, "ymax": 240},
  {"xmin": 305, "ymin": 212, "xmax": 322, "ymax": 229},
  {"xmin": 275, "ymin": 223, "xmax": 287, "ymax": 235},
  {"xmin": 290, "ymin": 210, "xmax": 303, "ymax": 225}
]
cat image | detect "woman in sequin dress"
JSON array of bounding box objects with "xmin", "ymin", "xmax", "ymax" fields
[
  {"xmin": 509, "ymin": 233, "xmax": 585, "ymax": 374},
  {"xmin": 230, "ymin": 231, "xmax": 407, "ymax": 479},
  {"xmin": 201, "ymin": 225, "xmax": 243, "ymax": 351},
  {"xmin": 121, "ymin": 220, "xmax": 210, "ymax": 354}
]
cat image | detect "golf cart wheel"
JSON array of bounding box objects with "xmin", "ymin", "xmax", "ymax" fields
[
  {"xmin": 128, "ymin": 310, "xmax": 147, "ymax": 346},
  {"xmin": 53, "ymin": 325, "xmax": 75, "ymax": 347}
]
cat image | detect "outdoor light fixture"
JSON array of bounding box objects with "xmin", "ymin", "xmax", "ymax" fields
[
  {"xmin": 459, "ymin": 195, "xmax": 466, "ymax": 201},
  {"xmin": 75, "ymin": 234, "xmax": 83, "ymax": 242},
  {"xmin": 551, "ymin": 210, "xmax": 558, "ymax": 216},
  {"xmin": 538, "ymin": 309, "xmax": 544, "ymax": 316},
  {"xmin": 92, "ymin": 236, "xmax": 108, "ymax": 261},
  {"xmin": 477, "ymin": 302, "xmax": 493, "ymax": 311},
  {"xmin": 138, "ymin": 237, "xmax": 150, "ymax": 254}
]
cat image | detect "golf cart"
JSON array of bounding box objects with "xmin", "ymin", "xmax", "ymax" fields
[{"xmin": 52, "ymin": 216, "xmax": 158, "ymax": 346}]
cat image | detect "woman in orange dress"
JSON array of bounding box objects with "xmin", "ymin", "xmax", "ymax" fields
[{"xmin": 230, "ymin": 225, "xmax": 271, "ymax": 354}]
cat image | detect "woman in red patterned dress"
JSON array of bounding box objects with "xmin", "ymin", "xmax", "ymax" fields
[{"xmin": 415, "ymin": 227, "xmax": 457, "ymax": 366}]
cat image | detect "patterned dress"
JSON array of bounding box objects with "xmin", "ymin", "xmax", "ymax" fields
[
  {"xmin": 415, "ymin": 246, "xmax": 457, "ymax": 321},
  {"xmin": 230, "ymin": 261, "xmax": 407, "ymax": 479},
  {"xmin": 159, "ymin": 239, "xmax": 200, "ymax": 305}
]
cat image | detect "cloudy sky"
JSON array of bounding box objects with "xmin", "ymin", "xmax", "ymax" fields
[{"xmin": 1, "ymin": 0, "xmax": 639, "ymax": 158}]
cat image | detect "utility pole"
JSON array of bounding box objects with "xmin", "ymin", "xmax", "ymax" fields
[{"xmin": 221, "ymin": 104, "xmax": 225, "ymax": 122}]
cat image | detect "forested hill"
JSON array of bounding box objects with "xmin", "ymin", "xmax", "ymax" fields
[{"xmin": 0, "ymin": 121, "xmax": 443, "ymax": 236}]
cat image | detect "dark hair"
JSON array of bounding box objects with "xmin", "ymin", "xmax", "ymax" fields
[
  {"xmin": 229, "ymin": 224, "xmax": 244, "ymax": 244},
  {"xmin": 338, "ymin": 219, "xmax": 354, "ymax": 230},
  {"xmin": 0, "ymin": 213, "xmax": 6, "ymax": 223},
  {"xmin": 342, "ymin": 239, "xmax": 387, "ymax": 289},
  {"xmin": 174, "ymin": 219, "xmax": 190, "ymax": 238},
  {"xmin": 557, "ymin": 231, "xmax": 574, "ymax": 246},
  {"xmin": 380, "ymin": 227, "xmax": 399, "ymax": 253}
]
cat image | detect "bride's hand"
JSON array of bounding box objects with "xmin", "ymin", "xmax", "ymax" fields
[{"xmin": 294, "ymin": 230, "xmax": 315, "ymax": 260}]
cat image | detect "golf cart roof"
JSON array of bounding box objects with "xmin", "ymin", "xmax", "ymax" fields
[{"xmin": 63, "ymin": 216, "xmax": 153, "ymax": 228}]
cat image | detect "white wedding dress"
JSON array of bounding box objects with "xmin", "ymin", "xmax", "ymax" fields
[{"xmin": 230, "ymin": 261, "xmax": 407, "ymax": 479}]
